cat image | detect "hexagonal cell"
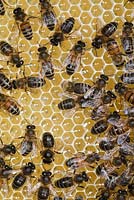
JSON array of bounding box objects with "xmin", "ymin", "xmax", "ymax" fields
[
  {"xmin": 62, "ymin": 131, "xmax": 75, "ymax": 144},
  {"xmin": 70, "ymin": 6, "xmax": 81, "ymax": 17},
  {"xmin": 59, "ymin": 0, "xmax": 70, "ymax": 11},
  {"xmin": 91, "ymin": 5, "xmax": 103, "ymax": 17},
  {"xmin": 62, "ymin": 119, "xmax": 74, "ymax": 131},
  {"xmin": 93, "ymin": 58, "xmax": 105, "ymax": 71},
  {"xmin": 73, "ymin": 112, "xmax": 85, "ymax": 124},
  {"xmin": 31, "ymin": 99, "xmax": 43, "ymax": 111},
  {"xmin": 113, "ymin": 4, "xmax": 125, "ymax": 16},
  {"xmin": 74, "ymin": 138, "xmax": 86, "ymax": 151},
  {"xmin": 85, "ymin": 184, "xmax": 97, "ymax": 197},
  {"xmin": 41, "ymin": 106, "xmax": 53, "ymax": 118},
  {"xmin": 80, "ymin": 12, "xmax": 92, "ymax": 24},
  {"xmin": 101, "ymin": 0, "xmax": 113, "ymax": 10}
]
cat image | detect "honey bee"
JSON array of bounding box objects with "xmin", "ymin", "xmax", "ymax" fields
[
  {"xmin": 64, "ymin": 40, "xmax": 86, "ymax": 75},
  {"xmin": 18, "ymin": 125, "xmax": 38, "ymax": 157},
  {"xmin": 124, "ymin": 106, "xmax": 134, "ymax": 117},
  {"xmin": 84, "ymin": 74, "xmax": 109, "ymax": 100},
  {"xmin": 91, "ymin": 91, "xmax": 116, "ymax": 121},
  {"xmin": 0, "ymin": 72, "xmax": 12, "ymax": 90},
  {"xmin": 120, "ymin": 72, "xmax": 134, "ymax": 84},
  {"xmin": 61, "ymin": 81, "xmax": 91, "ymax": 95},
  {"xmin": 50, "ymin": 17, "xmax": 75, "ymax": 46},
  {"xmin": 55, "ymin": 171, "xmax": 89, "ymax": 188},
  {"xmin": 115, "ymin": 82, "xmax": 134, "ymax": 105},
  {"xmin": 96, "ymin": 189, "xmax": 111, "ymax": 200},
  {"xmin": 39, "ymin": 0, "xmax": 57, "ymax": 31},
  {"xmin": 12, "ymin": 7, "xmax": 33, "ymax": 40},
  {"xmin": 0, "ymin": 93, "xmax": 20, "ymax": 115},
  {"xmin": 92, "ymin": 22, "xmax": 118, "ymax": 49},
  {"xmin": 128, "ymin": 182, "xmax": 134, "ymax": 196},
  {"xmin": 0, "ymin": 41, "xmax": 24, "ymax": 68},
  {"xmin": 125, "ymin": 58, "xmax": 134, "ymax": 71},
  {"xmin": 65, "ymin": 152, "xmax": 100, "ymax": 171},
  {"xmin": 38, "ymin": 46, "xmax": 55, "ymax": 80},
  {"xmin": 112, "ymin": 155, "xmax": 128, "ymax": 167},
  {"xmin": 12, "ymin": 162, "xmax": 35, "ymax": 190},
  {"xmin": 116, "ymin": 190, "xmax": 128, "ymax": 200},
  {"xmin": 12, "ymin": 76, "xmax": 46, "ymax": 90},
  {"xmin": 28, "ymin": 170, "xmax": 57, "ymax": 199},
  {"xmin": 99, "ymin": 138, "xmax": 115, "ymax": 151},
  {"xmin": 121, "ymin": 22, "xmax": 134, "ymax": 56}
]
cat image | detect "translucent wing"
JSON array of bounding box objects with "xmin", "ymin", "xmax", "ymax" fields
[
  {"xmin": 40, "ymin": 61, "xmax": 54, "ymax": 77},
  {"xmin": 8, "ymin": 22, "xmax": 20, "ymax": 49},
  {"xmin": 42, "ymin": 10, "xmax": 57, "ymax": 30}
]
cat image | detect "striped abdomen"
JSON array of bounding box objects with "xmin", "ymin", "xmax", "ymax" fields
[
  {"xmin": 20, "ymin": 21, "xmax": 33, "ymax": 40},
  {"xmin": 58, "ymin": 98, "xmax": 76, "ymax": 110},
  {"xmin": 91, "ymin": 119, "xmax": 108, "ymax": 134}
]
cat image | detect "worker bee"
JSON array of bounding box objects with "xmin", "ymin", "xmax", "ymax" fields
[
  {"xmin": 0, "ymin": 143, "xmax": 16, "ymax": 157},
  {"xmin": 18, "ymin": 125, "xmax": 38, "ymax": 157},
  {"xmin": 111, "ymin": 54, "xmax": 125, "ymax": 68},
  {"xmin": 120, "ymin": 72, "xmax": 134, "ymax": 84},
  {"xmin": 91, "ymin": 91, "xmax": 116, "ymax": 121},
  {"xmin": 112, "ymin": 155, "xmax": 128, "ymax": 167},
  {"xmin": 29, "ymin": 170, "xmax": 57, "ymax": 199},
  {"xmin": 38, "ymin": 46, "xmax": 55, "ymax": 80},
  {"xmin": 0, "ymin": 41, "xmax": 24, "ymax": 68},
  {"xmin": 125, "ymin": 58, "xmax": 134, "ymax": 71},
  {"xmin": 0, "ymin": 72, "xmax": 12, "ymax": 90},
  {"xmin": 12, "ymin": 7, "xmax": 33, "ymax": 40},
  {"xmin": 12, "ymin": 162, "xmax": 35, "ymax": 190},
  {"xmin": 106, "ymin": 39, "xmax": 122, "ymax": 56},
  {"xmin": 104, "ymin": 172, "xmax": 118, "ymax": 190},
  {"xmin": 41, "ymin": 132, "xmax": 59, "ymax": 164},
  {"xmin": 99, "ymin": 138, "xmax": 115, "ymax": 152},
  {"xmin": 115, "ymin": 189, "xmax": 128, "ymax": 200},
  {"xmin": 55, "ymin": 171, "xmax": 89, "ymax": 188},
  {"xmin": 92, "ymin": 22, "xmax": 118, "ymax": 49},
  {"xmin": 61, "ymin": 81, "xmax": 91, "ymax": 95},
  {"xmin": 121, "ymin": 22, "xmax": 134, "ymax": 56},
  {"xmin": 58, "ymin": 98, "xmax": 76, "ymax": 110},
  {"xmin": 50, "ymin": 17, "xmax": 75, "ymax": 46},
  {"xmin": 0, "ymin": 93, "xmax": 20, "ymax": 115},
  {"xmin": 11, "ymin": 76, "xmax": 46, "ymax": 90},
  {"xmin": 65, "ymin": 152, "xmax": 100, "ymax": 171},
  {"xmin": 84, "ymin": 74, "xmax": 109, "ymax": 100},
  {"xmin": 39, "ymin": 0, "xmax": 57, "ymax": 31},
  {"xmin": 64, "ymin": 40, "xmax": 86, "ymax": 75},
  {"xmin": 115, "ymin": 82, "xmax": 134, "ymax": 105}
]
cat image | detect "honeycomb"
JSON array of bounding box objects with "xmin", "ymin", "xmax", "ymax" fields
[{"xmin": 0, "ymin": 0, "xmax": 133, "ymax": 199}]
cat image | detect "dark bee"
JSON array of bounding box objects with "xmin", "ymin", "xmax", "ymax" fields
[
  {"xmin": 92, "ymin": 22, "xmax": 118, "ymax": 49},
  {"xmin": 91, "ymin": 91, "xmax": 116, "ymax": 121},
  {"xmin": 96, "ymin": 190, "xmax": 110, "ymax": 200},
  {"xmin": 0, "ymin": 143, "xmax": 16, "ymax": 157},
  {"xmin": 38, "ymin": 46, "xmax": 54, "ymax": 80},
  {"xmin": 116, "ymin": 167, "xmax": 132, "ymax": 186},
  {"xmin": 112, "ymin": 155, "xmax": 128, "ymax": 167},
  {"xmin": 13, "ymin": 7, "xmax": 33, "ymax": 40},
  {"xmin": 41, "ymin": 132, "xmax": 58, "ymax": 164},
  {"xmin": 111, "ymin": 54, "xmax": 125, "ymax": 68},
  {"xmin": 125, "ymin": 58, "xmax": 134, "ymax": 71},
  {"xmin": 58, "ymin": 98, "xmax": 76, "ymax": 110},
  {"xmin": 12, "ymin": 162, "xmax": 35, "ymax": 189},
  {"xmin": 19, "ymin": 125, "xmax": 37, "ymax": 156},
  {"xmin": 128, "ymin": 182, "xmax": 134, "ymax": 196},
  {"xmin": 61, "ymin": 81, "xmax": 91, "ymax": 95},
  {"xmin": 104, "ymin": 172, "xmax": 118, "ymax": 190},
  {"xmin": 0, "ymin": 41, "xmax": 24, "ymax": 68},
  {"xmin": 99, "ymin": 138, "xmax": 115, "ymax": 151},
  {"xmin": 42, "ymin": 132, "xmax": 54, "ymax": 148},
  {"xmin": 0, "ymin": 73, "xmax": 12, "ymax": 90},
  {"xmin": 0, "ymin": 93, "xmax": 20, "ymax": 115},
  {"xmin": 12, "ymin": 76, "xmax": 46, "ymax": 90},
  {"xmin": 64, "ymin": 41, "xmax": 86, "ymax": 75},
  {"xmin": 54, "ymin": 197, "xmax": 63, "ymax": 200},
  {"xmin": 91, "ymin": 119, "xmax": 108, "ymax": 134},
  {"xmin": 120, "ymin": 72, "xmax": 134, "ymax": 84},
  {"xmin": 55, "ymin": 171, "xmax": 88, "ymax": 188},
  {"xmin": 115, "ymin": 82, "xmax": 134, "ymax": 105},
  {"xmin": 101, "ymin": 22, "xmax": 118, "ymax": 37},
  {"xmin": 50, "ymin": 17, "xmax": 75, "ymax": 46},
  {"xmin": 0, "ymin": 157, "xmax": 5, "ymax": 168},
  {"xmin": 0, "ymin": 0, "xmax": 5, "ymax": 15},
  {"xmin": 39, "ymin": 0, "xmax": 57, "ymax": 31},
  {"xmin": 84, "ymin": 74, "xmax": 109, "ymax": 100},
  {"xmin": 121, "ymin": 22, "xmax": 134, "ymax": 56},
  {"xmin": 65, "ymin": 152, "xmax": 100, "ymax": 170}
]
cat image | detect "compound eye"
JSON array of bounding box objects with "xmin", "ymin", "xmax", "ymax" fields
[{"xmin": 13, "ymin": 7, "xmax": 21, "ymax": 14}]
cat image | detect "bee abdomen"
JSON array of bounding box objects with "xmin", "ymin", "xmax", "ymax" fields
[
  {"xmin": 0, "ymin": 41, "xmax": 13, "ymax": 56},
  {"xmin": 66, "ymin": 64, "xmax": 75, "ymax": 75},
  {"xmin": 74, "ymin": 83, "xmax": 91, "ymax": 94},
  {"xmin": 124, "ymin": 91, "xmax": 134, "ymax": 104},
  {"xmin": 55, "ymin": 177, "xmax": 73, "ymax": 188},
  {"xmin": 12, "ymin": 174, "xmax": 26, "ymax": 189},
  {"xmin": 0, "ymin": 74, "xmax": 12, "ymax": 90},
  {"xmin": 45, "ymin": 69, "xmax": 54, "ymax": 80},
  {"xmin": 21, "ymin": 141, "xmax": 33, "ymax": 156},
  {"xmin": 20, "ymin": 22, "xmax": 33, "ymax": 40},
  {"xmin": 58, "ymin": 98, "xmax": 76, "ymax": 110},
  {"xmin": 38, "ymin": 186, "xmax": 49, "ymax": 200},
  {"xmin": 91, "ymin": 119, "xmax": 108, "ymax": 134}
]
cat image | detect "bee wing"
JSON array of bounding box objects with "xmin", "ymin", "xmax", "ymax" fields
[
  {"xmin": 0, "ymin": 54, "xmax": 9, "ymax": 62},
  {"xmin": 40, "ymin": 61, "xmax": 53, "ymax": 77},
  {"xmin": 8, "ymin": 22, "xmax": 20, "ymax": 49},
  {"xmin": 63, "ymin": 51, "xmax": 73, "ymax": 66},
  {"xmin": 20, "ymin": 140, "xmax": 28, "ymax": 155},
  {"xmin": 30, "ymin": 182, "xmax": 41, "ymax": 193},
  {"xmin": 31, "ymin": 142, "xmax": 37, "ymax": 158},
  {"xmin": 1, "ymin": 179, "xmax": 9, "ymax": 194},
  {"xmin": 42, "ymin": 10, "xmax": 57, "ymax": 28}
]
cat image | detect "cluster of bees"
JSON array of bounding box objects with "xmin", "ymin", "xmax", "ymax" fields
[{"xmin": 0, "ymin": 0, "xmax": 133, "ymax": 200}]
